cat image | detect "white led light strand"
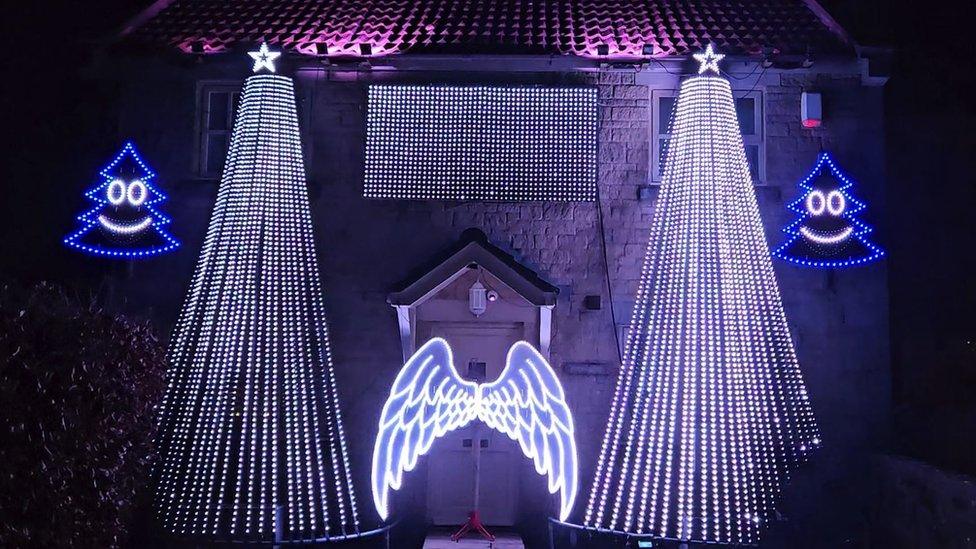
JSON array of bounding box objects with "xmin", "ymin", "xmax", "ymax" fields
[
  {"xmin": 107, "ymin": 179, "xmax": 127, "ymax": 205},
  {"xmin": 127, "ymin": 179, "xmax": 148, "ymax": 206},
  {"xmin": 364, "ymin": 86, "xmax": 597, "ymax": 201},
  {"xmin": 692, "ymin": 44, "xmax": 725, "ymax": 75},
  {"xmin": 583, "ymin": 49, "xmax": 820, "ymax": 545},
  {"xmin": 248, "ymin": 42, "xmax": 281, "ymax": 73},
  {"xmin": 153, "ymin": 60, "xmax": 360, "ymax": 542},
  {"xmin": 371, "ymin": 338, "xmax": 578, "ymax": 521},
  {"xmin": 799, "ymin": 226, "xmax": 853, "ymax": 244},
  {"xmin": 97, "ymin": 214, "xmax": 152, "ymax": 234}
]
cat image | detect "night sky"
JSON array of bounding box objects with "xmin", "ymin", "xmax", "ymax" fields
[{"xmin": 2, "ymin": 0, "xmax": 973, "ymax": 473}]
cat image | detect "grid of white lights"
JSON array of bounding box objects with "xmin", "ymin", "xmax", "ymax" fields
[
  {"xmin": 582, "ymin": 71, "xmax": 820, "ymax": 545},
  {"xmin": 154, "ymin": 72, "xmax": 359, "ymax": 542},
  {"xmin": 364, "ymin": 85, "xmax": 597, "ymax": 201}
]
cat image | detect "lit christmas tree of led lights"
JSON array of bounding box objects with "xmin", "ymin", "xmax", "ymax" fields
[
  {"xmin": 582, "ymin": 46, "xmax": 820, "ymax": 545},
  {"xmin": 153, "ymin": 44, "xmax": 360, "ymax": 542}
]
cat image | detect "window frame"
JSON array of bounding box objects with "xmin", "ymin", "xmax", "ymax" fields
[
  {"xmin": 194, "ymin": 81, "xmax": 242, "ymax": 179},
  {"xmin": 650, "ymin": 88, "xmax": 766, "ymax": 185}
]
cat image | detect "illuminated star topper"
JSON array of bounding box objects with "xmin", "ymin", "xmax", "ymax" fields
[
  {"xmin": 693, "ymin": 44, "xmax": 725, "ymax": 75},
  {"xmin": 371, "ymin": 338, "xmax": 579, "ymax": 521},
  {"xmin": 248, "ymin": 42, "xmax": 281, "ymax": 73}
]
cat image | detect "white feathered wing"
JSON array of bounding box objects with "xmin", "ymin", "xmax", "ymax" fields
[
  {"xmin": 370, "ymin": 337, "xmax": 478, "ymax": 519},
  {"xmin": 479, "ymin": 342, "xmax": 579, "ymax": 521}
]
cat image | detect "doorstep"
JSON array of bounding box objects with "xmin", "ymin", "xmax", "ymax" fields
[{"xmin": 422, "ymin": 527, "xmax": 524, "ymax": 549}]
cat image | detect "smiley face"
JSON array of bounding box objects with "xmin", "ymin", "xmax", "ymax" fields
[
  {"xmin": 800, "ymin": 189, "xmax": 851, "ymax": 243},
  {"xmin": 98, "ymin": 178, "xmax": 154, "ymax": 235},
  {"xmin": 106, "ymin": 178, "xmax": 147, "ymax": 207},
  {"xmin": 804, "ymin": 189, "xmax": 845, "ymax": 216}
]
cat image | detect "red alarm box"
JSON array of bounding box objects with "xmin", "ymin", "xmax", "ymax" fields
[{"xmin": 801, "ymin": 92, "xmax": 822, "ymax": 128}]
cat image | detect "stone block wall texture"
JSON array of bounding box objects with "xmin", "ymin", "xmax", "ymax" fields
[{"xmin": 113, "ymin": 58, "xmax": 890, "ymax": 536}]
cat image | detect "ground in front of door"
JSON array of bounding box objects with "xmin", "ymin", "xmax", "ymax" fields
[{"xmin": 423, "ymin": 527, "xmax": 524, "ymax": 548}]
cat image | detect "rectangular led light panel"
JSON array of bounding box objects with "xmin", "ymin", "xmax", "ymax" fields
[{"xmin": 365, "ymin": 85, "xmax": 597, "ymax": 201}]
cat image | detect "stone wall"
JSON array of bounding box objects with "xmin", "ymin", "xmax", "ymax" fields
[
  {"xmin": 112, "ymin": 56, "xmax": 890, "ymax": 540},
  {"xmin": 298, "ymin": 69, "xmax": 640, "ymax": 521}
]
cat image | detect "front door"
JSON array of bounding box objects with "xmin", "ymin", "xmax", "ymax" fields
[{"xmin": 419, "ymin": 321, "xmax": 523, "ymax": 526}]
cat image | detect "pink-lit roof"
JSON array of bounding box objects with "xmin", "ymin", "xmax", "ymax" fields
[{"xmin": 120, "ymin": 0, "xmax": 851, "ymax": 58}]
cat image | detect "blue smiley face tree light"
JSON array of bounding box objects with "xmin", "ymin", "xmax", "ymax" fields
[
  {"xmin": 64, "ymin": 142, "xmax": 179, "ymax": 258},
  {"xmin": 773, "ymin": 152, "xmax": 884, "ymax": 268}
]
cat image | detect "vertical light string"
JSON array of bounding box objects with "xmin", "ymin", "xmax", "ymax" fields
[
  {"xmin": 583, "ymin": 74, "xmax": 819, "ymax": 544},
  {"xmin": 154, "ymin": 74, "xmax": 361, "ymax": 542}
]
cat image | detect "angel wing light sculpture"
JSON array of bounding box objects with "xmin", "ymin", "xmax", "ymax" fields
[{"xmin": 371, "ymin": 337, "xmax": 578, "ymax": 521}]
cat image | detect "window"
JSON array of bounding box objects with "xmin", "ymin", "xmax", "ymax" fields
[
  {"xmin": 466, "ymin": 361, "xmax": 487, "ymax": 382},
  {"xmin": 652, "ymin": 90, "xmax": 765, "ymax": 183},
  {"xmin": 196, "ymin": 84, "xmax": 240, "ymax": 178},
  {"xmin": 364, "ymin": 85, "xmax": 598, "ymax": 201}
]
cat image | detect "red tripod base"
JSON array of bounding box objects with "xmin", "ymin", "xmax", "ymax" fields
[{"xmin": 451, "ymin": 510, "xmax": 495, "ymax": 542}]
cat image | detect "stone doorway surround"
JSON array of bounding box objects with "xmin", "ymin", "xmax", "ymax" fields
[
  {"xmin": 387, "ymin": 228, "xmax": 558, "ymax": 363},
  {"xmin": 386, "ymin": 229, "xmax": 560, "ymax": 528}
]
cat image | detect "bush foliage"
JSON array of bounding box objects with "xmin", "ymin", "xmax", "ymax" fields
[{"xmin": 0, "ymin": 282, "xmax": 165, "ymax": 547}]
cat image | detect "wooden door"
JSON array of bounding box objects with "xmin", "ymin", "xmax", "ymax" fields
[{"xmin": 419, "ymin": 322, "xmax": 523, "ymax": 526}]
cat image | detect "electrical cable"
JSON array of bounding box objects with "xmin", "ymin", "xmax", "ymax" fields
[{"xmin": 594, "ymin": 117, "xmax": 624, "ymax": 364}]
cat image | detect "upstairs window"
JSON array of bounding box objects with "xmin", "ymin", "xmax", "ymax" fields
[
  {"xmin": 365, "ymin": 85, "xmax": 598, "ymax": 201},
  {"xmin": 196, "ymin": 83, "xmax": 240, "ymax": 178},
  {"xmin": 652, "ymin": 90, "xmax": 765, "ymax": 183}
]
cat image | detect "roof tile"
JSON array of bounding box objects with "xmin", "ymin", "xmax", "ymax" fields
[{"xmin": 125, "ymin": 0, "xmax": 849, "ymax": 57}]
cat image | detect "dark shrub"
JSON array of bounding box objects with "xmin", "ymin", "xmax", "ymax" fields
[{"xmin": 0, "ymin": 282, "xmax": 165, "ymax": 547}]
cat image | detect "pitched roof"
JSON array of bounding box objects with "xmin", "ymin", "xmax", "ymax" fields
[
  {"xmin": 388, "ymin": 229, "xmax": 559, "ymax": 307},
  {"xmin": 121, "ymin": 0, "xmax": 851, "ymax": 58}
]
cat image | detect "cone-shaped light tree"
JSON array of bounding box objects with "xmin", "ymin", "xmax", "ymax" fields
[
  {"xmin": 582, "ymin": 46, "xmax": 820, "ymax": 545},
  {"xmin": 153, "ymin": 44, "xmax": 360, "ymax": 542}
]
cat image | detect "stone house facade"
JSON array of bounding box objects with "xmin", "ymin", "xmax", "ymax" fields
[{"xmin": 106, "ymin": 0, "xmax": 891, "ymax": 541}]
